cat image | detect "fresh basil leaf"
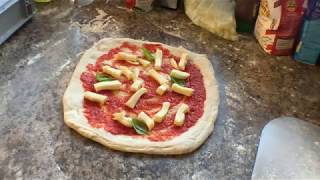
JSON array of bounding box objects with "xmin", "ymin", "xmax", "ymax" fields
[
  {"xmin": 132, "ymin": 118, "xmax": 149, "ymax": 135},
  {"xmin": 171, "ymin": 77, "xmax": 185, "ymax": 86},
  {"xmin": 96, "ymin": 73, "xmax": 113, "ymax": 82},
  {"xmin": 142, "ymin": 47, "xmax": 154, "ymax": 61}
]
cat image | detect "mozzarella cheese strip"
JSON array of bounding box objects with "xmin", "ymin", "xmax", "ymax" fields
[
  {"xmin": 132, "ymin": 68, "xmax": 140, "ymax": 80},
  {"xmin": 148, "ymin": 69, "xmax": 168, "ymax": 85},
  {"xmin": 131, "ymin": 79, "xmax": 144, "ymax": 91},
  {"xmin": 171, "ymin": 83, "xmax": 194, "ymax": 96},
  {"xmin": 94, "ymin": 80, "xmax": 122, "ymax": 91},
  {"xmin": 84, "ymin": 91, "xmax": 108, "ymax": 104},
  {"xmin": 119, "ymin": 66, "xmax": 133, "ymax": 80},
  {"xmin": 102, "ymin": 60, "xmax": 112, "ymax": 66},
  {"xmin": 125, "ymin": 88, "xmax": 147, "ymax": 108},
  {"xmin": 138, "ymin": 112, "xmax": 155, "ymax": 130},
  {"xmin": 122, "ymin": 60, "xmax": 139, "ymax": 65},
  {"xmin": 102, "ymin": 66, "xmax": 122, "ymax": 79},
  {"xmin": 170, "ymin": 69, "xmax": 190, "ymax": 79},
  {"xmin": 138, "ymin": 58, "xmax": 151, "ymax": 67},
  {"xmin": 174, "ymin": 103, "xmax": 189, "ymax": 126},
  {"xmin": 115, "ymin": 52, "xmax": 138, "ymax": 62},
  {"xmin": 153, "ymin": 102, "xmax": 170, "ymax": 123},
  {"xmin": 112, "ymin": 111, "xmax": 133, "ymax": 127},
  {"xmin": 178, "ymin": 53, "xmax": 188, "ymax": 70},
  {"xmin": 156, "ymin": 84, "xmax": 169, "ymax": 95},
  {"xmin": 170, "ymin": 58, "xmax": 178, "ymax": 69},
  {"xmin": 154, "ymin": 49, "xmax": 163, "ymax": 70}
]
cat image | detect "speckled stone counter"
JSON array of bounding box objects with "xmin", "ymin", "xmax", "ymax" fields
[{"xmin": 0, "ymin": 0, "xmax": 319, "ymax": 179}]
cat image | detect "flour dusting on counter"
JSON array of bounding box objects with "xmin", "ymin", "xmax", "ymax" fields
[{"xmin": 73, "ymin": 8, "xmax": 121, "ymax": 34}]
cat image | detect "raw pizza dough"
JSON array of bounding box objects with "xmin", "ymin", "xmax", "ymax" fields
[{"xmin": 63, "ymin": 38, "xmax": 219, "ymax": 154}]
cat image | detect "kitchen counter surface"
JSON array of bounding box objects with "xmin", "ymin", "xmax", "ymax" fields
[{"xmin": 0, "ymin": 1, "xmax": 319, "ymax": 179}]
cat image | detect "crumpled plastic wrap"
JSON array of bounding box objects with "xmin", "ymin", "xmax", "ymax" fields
[{"xmin": 185, "ymin": 0, "xmax": 238, "ymax": 41}]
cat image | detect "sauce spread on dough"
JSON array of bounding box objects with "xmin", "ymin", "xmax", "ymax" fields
[{"xmin": 81, "ymin": 42, "xmax": 206, "ymax": 141}]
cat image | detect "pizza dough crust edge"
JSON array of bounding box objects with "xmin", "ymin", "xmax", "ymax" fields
[{"xmin": 63, "ymin": 38, "xmax": 219, "ymax": 155}]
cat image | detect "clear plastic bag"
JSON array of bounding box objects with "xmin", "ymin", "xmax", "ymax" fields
[{"xmin": 184, "ymin": 0, "xmax": 238, "ymax": 41}]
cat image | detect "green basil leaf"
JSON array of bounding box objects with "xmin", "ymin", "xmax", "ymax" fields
[
  {"xmin": 142, "ymin": 47, "xmax": 154, "ymax": 61},
  {"xmin": 96, "ymin": 73, "xmax": 113, "ymax": 82},
  {"xmin": 132, "ymin": 118, "xmax": 149, "ymax": 135},
  {"xmin": 171, "ymin": 77, "xmax": 185, "ymax": 86}
]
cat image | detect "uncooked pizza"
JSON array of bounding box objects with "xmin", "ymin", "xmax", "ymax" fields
[{"xmin": 63, "ymin": 38, "xmax": 219, "ymax": 154}]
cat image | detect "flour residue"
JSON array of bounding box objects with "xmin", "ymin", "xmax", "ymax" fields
[
  {"xmin": 39, "ymin": 7, "xmax": 58, "ymax": 16},
  {"xmin": 0, "ymin": 85, "xmax": 9, "ymax": 116},
  {"xmin": 52, "ymin": 38, "xmax": 66, "ymax": 47},
  {"xmin": 151, "ymin": 19, "xmax": 185, "ymax": 39},
  {"xmin": 236, "ymin": 144, "xmax": 246, "ymax": 152},
  {"xmin": 27, "ymin": 53, "xmax": 42, "ymax": 65},
  {"xmin": 53, "ymin": 8, "xmax": 72, "ymax": 20},
  {"xmin": 73, "ymin": 8, "xmax": 121, "ymax": 33},
  {"xmin": 25, "ymin": 38, "xmax": 66, "ymax": 66},
  {"xmin": 32, "ymin": 39, "xmax": 51, "ymax": 49},
  {"xmin": 55, "ymin": 59, "xmax": 71, "ymax": 76}
]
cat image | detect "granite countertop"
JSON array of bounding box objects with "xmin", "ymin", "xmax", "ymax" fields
[{"xmin": 0, "ymin": 0, "xmax": 319, "ymax": 179}]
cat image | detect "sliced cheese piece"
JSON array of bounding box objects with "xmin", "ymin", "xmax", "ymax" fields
[
  {"xmin": 138, "ymin": 112, "xmax": 155, "ymax": 130},
  {"xmin": 171, "ymin": 83, "xmax": 194, "ymax": 96},
  {"xmin": 156, "ymin": 84, "xmax": 169, "ymax": 95},
  {"xmin": 84, "ymin": 91, "xmax": 108, "ymax": 104},
  {"xmin": 94, "ymin": 80, "xmax": 122, "ymax": 91},
  {"xmin": 178, "ymin": 53, "xmax": 188, "ymax": 70},
  {"xmin": 115, "ymin": 52, "xmax": 138, "ymax": 62},
  {"xmin": 170, "ymin": 58, "xmax": 178, "ymax": 69},
  {"xmin": 154, "ymin": 49, "xmax": 163, "ymax": 70},
  {"xmin": 132, "ymin": 68, "xmax": 140, "ymax": 80},
  {"xmin": 119, "ymin": 66, "xmax": 133, "ymax": 80},
  {"xmin": 102, "ymin": 60, "xmax": 112, "ymax": 66},
  {"xmin": 153, "ymin": 102, "xmax": 170, "ymax": 123},
  {"xmin": 148, "ymin": 69, "xmax": 168, "ymax": 85},
  {"xmin": 123, "ymin": 60, "xmax": 139, "ymax": 65},
  {"xmin": 120, "ymin": 48, "xmax": 132, "ymax": 54},
  {"xmin": 125, "ymin": 88, "xmax": 147, "ymax": 108},
  {"xmin": 138, "ymin": 58, "xmax": 151, "ymax": 67},
  {"xmin": 170, "ymin": 69, "xmax": 190, "ymax": 79},
  {"xmin": 125, "ymin": 60, "xmax": 140, "ymax": 65},
  {"xmin": 174, "ymin": 103, "xmax": 189, "ymax": 126},
  {"xmin": 102, "ymin": 66, "xmax": 122, "ymax": 79},
  {"xmin": 113, "ymin": 90, "xmax": 129, "ymax": 97},
  {"xmin": 131, "ymin": 79, "xmax": 144, "ymax": 91},
  {"xmin": 112, "ymin": 111, "xmax": 132, "ymax": 127}
]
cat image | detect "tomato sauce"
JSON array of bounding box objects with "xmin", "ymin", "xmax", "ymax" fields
[{"xmin": 81, "ymin": 42, "xmax": 206, "ymax": 141}]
